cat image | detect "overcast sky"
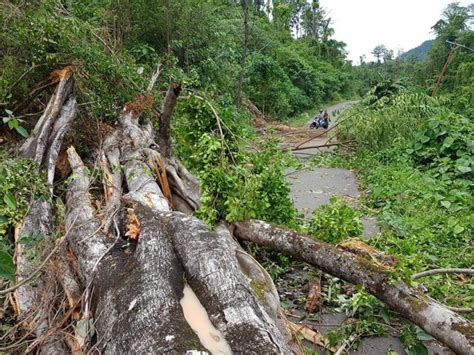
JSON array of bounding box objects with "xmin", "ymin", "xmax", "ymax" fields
[{"xmin": 320, "ymin": 0, "xmax": 472, "ymax": 63}]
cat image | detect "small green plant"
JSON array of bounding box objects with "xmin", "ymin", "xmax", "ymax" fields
[
  {"xmin": 2, "ymin": 109, "xmax": 29, "ymax": 138},
  {"xmin": 400, "ymin": 324, "xmax": 433, "ymax": 355},
  {"xmin": 308, "ymin": 196, "xmax": 363, "ymax": 244},
  {"xmin": 0, "ymin": 158, "xmax": 48, "ymax": 280}
]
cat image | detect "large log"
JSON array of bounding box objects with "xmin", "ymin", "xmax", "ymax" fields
[
  {"xmin": 13, "ymin": 66, "xmax": 77, "ymax": 353},
  {"xmin": 63, "ymin": 99, "xmax": 292, "ymax": 352},
  {"xmin": 233, "ymin": 219, "xmax": 474, "ymax": 355},
  {"xmin": 157, "ymin": 212, "xmax": 291, "ymax": 354},
  {"xmin": 65, "ymin": 147, "xmax": 203, "ymax": 354}
]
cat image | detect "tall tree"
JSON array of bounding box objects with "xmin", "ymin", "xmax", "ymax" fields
[
  {"xmin": 236, "ymin": 0, "xmax": 250, "ymax": 108},
  {"xmin": 372, "ymin": 44, "xmax": 388, "ymax": 63}
]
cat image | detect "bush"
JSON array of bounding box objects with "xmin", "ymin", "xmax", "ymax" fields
[
  {"xmin": 408, "ymin": 113, "xmax": 473, "ymax": 179},
  {"xmin": 0, "ymin": 158, "xmax": 48, "ymax": 279},
  {"xmin": 173, "ymin": 95, "xmax": 298, "ymax": 226},
  {"xmin": 338, "ymin": 90, "xmax": 446, "ymax": 151},
  {"xmin": 308, "ymin": 196, "xmax": 363, "ymax": 244}
]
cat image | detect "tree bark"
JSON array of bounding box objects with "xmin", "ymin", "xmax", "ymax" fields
[
  {"xmin": 66, "ymin": 147, "xmax": 203, "ymax": 354},
  {"xmin": 157, "ymin": 213, "xmax": 291, "ymax": 353},
  {"xmin": 233, "ymin": 219, "xmax": 474, "ymax": 355},
  {"xmin": 12, "ymin": 66, "xmax": 77, "ymax": 354},
  {"xmin": 157, "ymin": 82, "xmax": 181, "ymax": 158}
]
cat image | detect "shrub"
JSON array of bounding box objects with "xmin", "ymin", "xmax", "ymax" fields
[{"xmin": 308, "ymin": 196, "xmax": 363, "ymax": 244}]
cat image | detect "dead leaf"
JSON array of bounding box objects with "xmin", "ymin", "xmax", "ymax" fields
[
  {"xmin": 305, "ymin": 280, "xmax": 321, "ymax": 313},
  {"xmin": 125, "ymin": 208, "xmax": 141, "ymax": 240},
  {"xmin": 287, "ymin": 320, "xmax": 336, "ymax": 352}
]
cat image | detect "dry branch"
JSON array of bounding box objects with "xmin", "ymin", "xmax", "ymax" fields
[
  {"xmin": 413, "ymin": 268, "xmax": 474, "ymax": 279},
  {"xmin": 289, "ymin": 141, "xmax": 354, "ymax": 152},
  {"xmin": 233, "ymin": 219, "xmax": 474, "ymax": 355},
  {"xmin": 12, "ymin": 66, "xmax": 77, "ymax": 353},
  {"xmin": 157, "ymin": 82, "xmax": 181, "ymax": 158}
]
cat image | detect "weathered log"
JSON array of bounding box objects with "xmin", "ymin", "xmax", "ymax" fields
[
  {"xmin": 20, "ymin": 66, "xmax": 75, "ymax": 167},
  {"xmin": 65, "ymin": 147, "xmax": 203, "ymax": 354},
  {"xmin": 99, "ymin": 132, "xmax": 123, "ymax": 236},
  {"xmin": 233, "ymin": 219, "xmax": 474, "ymax": 355},
  {"xmin": 156, "ymin": 212, "xmax": 292, "ymax": 354},
  {"xmin": 12, "ymin": 67, "xmax": 77, "ymax": 353},
  {"xmin": 245, "ymin": 99, "xmax": 266, "ymax": 121}
]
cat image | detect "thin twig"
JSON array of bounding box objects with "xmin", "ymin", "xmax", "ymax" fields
[
  {"xmin": 289, "ymin": 141, "xmax": 354, "ymax": 152},
  {"xmin": 25, "ymin": 294, "xmax": 83, "ymax": 353},
  {"xmin": 334, "ymin": 333, "xmax": 358, "ymax": 355},
  {"xmin": 447, "ymin": 306, "xmax": 473, "ymax": 313},
  {"xmin": 193, "ymin": 94, "xmax": 225, "ymax": 143},
  {"xmin": 413, "ymin": 268, "xmax": 474, "ymax": 279},
  {"xmin": 146, "ymin": 63, "xmax": 162, "ymax": 92}
]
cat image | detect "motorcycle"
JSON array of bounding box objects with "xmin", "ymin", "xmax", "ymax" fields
[{"xmin": 309, "ymin": 118, "xmax": 328, "ymax": 129}]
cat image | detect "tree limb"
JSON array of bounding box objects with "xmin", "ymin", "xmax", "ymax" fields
[
  {"xmin": 413, "ymin": 268, "xmax": 474, "ymax": 280},
  {"xmin": 157, "ymin": 82, "xmax": 181, "ymax": 158},
  {"xmin": 233, "ymin": 219, "xmax": 474, "ymax": 355}
]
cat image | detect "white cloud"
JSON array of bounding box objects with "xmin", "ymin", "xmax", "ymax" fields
[{"xmin": 320, "ymin": 0, "xmax": 472, "ymax": 63}]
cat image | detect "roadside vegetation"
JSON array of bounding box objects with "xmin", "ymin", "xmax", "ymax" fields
[{"xmin": 298, "ymin": 3, "xmax": 473, "ymax": 351}]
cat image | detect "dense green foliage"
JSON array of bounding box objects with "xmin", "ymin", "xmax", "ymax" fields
[
  {"xmin": 322, "ymin": 86, "xmax": 473, "ymax": 310},
  {"xmin": 1, "ymin": 0, "xmax": 355, "ymax": 124},
  {"xmin": 174, "ymin": 95, "xmax": 298, "ymax": 225},
  {"xmin": 308, "ymin": 196, "xmax": 363, "ymax": 244},
  {"xmin": 0, "ymin": 158, "xmax": 48, "ymax": 279},
  {"xmin": 338, "ymin": 89, "xmax": 445, "ymax": 150}
]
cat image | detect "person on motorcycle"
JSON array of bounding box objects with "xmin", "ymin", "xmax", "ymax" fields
[
  {"xmin": 322, "ymin": 110, "xmax": 330, "ymax": 129},
  {"xmin": 310, "ymin": 111, "xmax": 324, "ymax": 129}
]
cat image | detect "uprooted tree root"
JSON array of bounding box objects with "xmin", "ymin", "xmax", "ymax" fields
[{"xmin": 2, "ymin": 67, "xmax": 473, "ymax": 354}]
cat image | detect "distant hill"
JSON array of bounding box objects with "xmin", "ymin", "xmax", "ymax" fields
[{"xmin": 400, "ymin": 40, "xmax": 434, "ymax": 61}]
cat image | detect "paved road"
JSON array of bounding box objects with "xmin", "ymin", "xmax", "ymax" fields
[{"xmin": 284, "ymin": 101, "xmax": 451, "ymax": 355}]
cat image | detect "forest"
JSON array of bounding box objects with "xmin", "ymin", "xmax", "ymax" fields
[{"xmin": 0, "ymin": 0, "xmax": 473, "ymax": 354}]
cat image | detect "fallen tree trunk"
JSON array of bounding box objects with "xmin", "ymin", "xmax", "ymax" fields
[
  {"xmin": 66, "ymin": 147, "xmax": 203, "ymax": 353},
  {"xmin": 12, "ymin": 66, "xmax": 77, "ymax": 353},
  {"xmin": 60, "ymin": 91, "xmax": 292, "ymax": 353},
  {"xmin": 233, "ymin": 219, "xmax": 474, "ymax": 355},
  {"xmin": 158, "ymin": 212, "xmax": 291, "ymax": 353}
]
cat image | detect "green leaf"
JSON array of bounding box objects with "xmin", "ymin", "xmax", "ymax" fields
[
  {"xmin": 440, "ymin": 200, "xmax": 451, "ymax": 209},
  {"xmin": 406, "ymin": 342, "xmax": 428, "ymax": 355},
  {"xmin": 0, "ymin": 250, "xmax": 15, "ymax": 280},
  {"xmin": 4, "ymin": 109, "xmax": 13, "ymax": 116},
  {"xmin": 453, "ymin": 225, "xmax": 464, "ymax": 235},
  {"xmin": 456, "ymin": 165, "xmax": 471, "ymax": 173},
  {"xmin": 419, "ymin": 135, "xmax": 430, "ymax": 143},
  {"xmin": 10, "ymin": 119, "xmax": 19, "ymax": 129},
  {"xmin": 442, "ymin": 136, "xmax": 454, "ymax": 148},
  {"xmin": 416, "ymin": 330, "xmax": 434, "ymax": 341},
  {"xmin": 3, "ymin": 193, "xmax": 17, "ymax": 210},
  {"xmin": 15, "ymin": 126, "xmax": 29, "ymax": 138},
  {"xmin": 0, "ymin": 215, "xmax": 7, "ymax": 224}
]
